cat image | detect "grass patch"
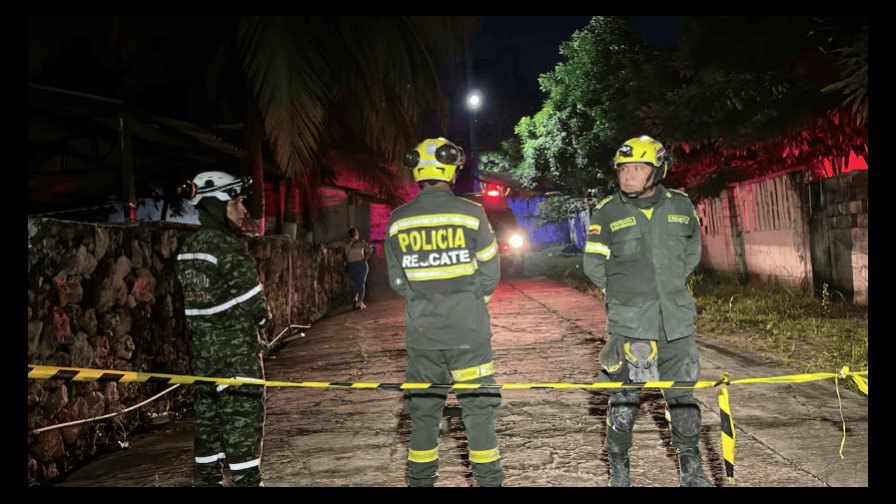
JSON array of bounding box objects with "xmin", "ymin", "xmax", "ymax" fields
[
  {"xmin": 526, "ymin": 249, "xmax": 868, "ymax": 393},
  {"xmin": 692, "ymin": 272, "xmax": 868, "ymax": 393}
]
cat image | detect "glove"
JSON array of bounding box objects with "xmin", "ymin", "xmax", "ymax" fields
[{"xmin": 624, "ymin": 340, "xmax": 659, "ymax": 382}]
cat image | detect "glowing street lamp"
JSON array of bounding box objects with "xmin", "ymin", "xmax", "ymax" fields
[{"xmin": 466, "ymin": 90, "xmax": 482, "ymax": 194}]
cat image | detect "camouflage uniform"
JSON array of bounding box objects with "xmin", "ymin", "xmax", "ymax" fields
[
  {"xmin": 176, "ymin": 206, "xmax": 269, "ymax": 487},
  {"xmin": 386, "ymin": 186, "xmax": 504, "ymax": 487}
]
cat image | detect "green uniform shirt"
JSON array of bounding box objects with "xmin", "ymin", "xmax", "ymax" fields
[{"xmin": 583, "ymin": 185, "xmax": 701, "ymax": 341}]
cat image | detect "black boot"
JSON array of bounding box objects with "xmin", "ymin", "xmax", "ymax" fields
[
  {"xmin": 194, "ymin": 460, "xmax": 225, "ymax": 487},
  {"xmin": 678, "ymin": 447, "xmax": 714, "ymax": 487},
  {"xmin": 232, "ymin": 466, "xmax": 263, "ymax": 487},
  {"xmin": 607, "ymin": 451, "xmax": 630, "ymax": 487}
]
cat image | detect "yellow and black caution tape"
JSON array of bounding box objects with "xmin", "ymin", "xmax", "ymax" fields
[
  {"xmin": 27, "ymin": 365, "xmax": 868, "ymax": 391},
  {"xmin": 834, "ymin": 366, "xmax": 867, "ymax": 460},
  {"xmin": 843, "ymin": 366, "xmax": 868, "ymax": 394},
  {"xmin": 28, "ymin": 364, "xmax": 868, "ymax": 480},
  {"xmin": 717, "ymin": 372, "xmax": 736, "ymax": 481},
  {"xmin": 25, "ymin": 364, "xmax": 729, "ymax": 389},
  {"xmin": 709, "ymin": 366, "xmax": 868, "ymax": 481}
]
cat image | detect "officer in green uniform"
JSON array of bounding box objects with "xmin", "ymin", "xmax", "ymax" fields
[
  {"xmin": 583, "ymin": 136, "xmax": 713, "ymax": 487},
  {"xmin": 386, "ymin": 137, "xmax": 504, "ymax": 487},
  {"xmin": 176, "ymin": 171, "xmax": 270, "ymax": 487}
]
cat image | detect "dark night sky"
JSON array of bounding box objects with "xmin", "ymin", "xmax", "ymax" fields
[
  {"xmin": 30, "ymin": 16, "xmax": 678, "ymax": 161},
  {"xmin": 442, "ymin": 16, "xmax": 677, "ymax": 153},
  {"xmin": 630, "ymin": 16, "xmax": 680, "ymax": 47},
  {"xmin": 439, "ymin": 16, "xmax": 591, "ymax": 152},
  {"xmin": 469, "ymin": 16, "xmax": 592, "ymax": 148}
]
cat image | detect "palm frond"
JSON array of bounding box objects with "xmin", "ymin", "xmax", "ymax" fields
[{"xmin": 239, "ymin": 17, "xmax": 332, "ymax": 181}]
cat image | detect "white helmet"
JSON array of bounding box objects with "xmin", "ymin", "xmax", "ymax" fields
[{"xmin": 186, "ymin": 171, "xmax": 252, "ymax": 205}]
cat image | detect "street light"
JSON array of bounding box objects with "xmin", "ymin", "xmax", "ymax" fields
[
  {"xmin": 466, "ymin": 90, "xmax": 482, "ymax": 194},
  {"xmin": 467, "ymin": 91, "xmax": 482, "ymax": 110}
]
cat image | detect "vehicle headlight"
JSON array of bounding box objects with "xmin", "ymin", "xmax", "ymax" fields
[{"xmin": 509, "ymin": 234, "xmax": 524, "ymax": 249}]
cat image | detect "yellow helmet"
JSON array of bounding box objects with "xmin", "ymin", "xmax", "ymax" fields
[
  {"xmin": 403, "ymin": 137, "xmax": 465, "ymax": 183},
  {"xmin": 614, "ymin": 135, "xmax": 671, "ymax": 183}
]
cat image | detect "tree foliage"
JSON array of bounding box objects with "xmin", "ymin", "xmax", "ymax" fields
[{"xmin": 513, "ymin": 16, "xmax": 868, "ymax": 199}]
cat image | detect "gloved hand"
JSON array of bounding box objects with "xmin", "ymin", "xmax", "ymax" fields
[{"xmin": 624, "ymin": 340, "xmax": 659, "ymax": 382}]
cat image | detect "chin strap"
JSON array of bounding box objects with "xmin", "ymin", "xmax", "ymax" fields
[
  {"xmin": 622, "ymin": 167, "xmax": 662, "ymax": 198},
  {"xmin": 623, "ymin": 179, "xmax": 659, "ymax": 198}
]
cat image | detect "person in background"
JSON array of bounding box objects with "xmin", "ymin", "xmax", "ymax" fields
[{"xmin": 345, "ymin": 227, "xmax": 373, "ymax": 309}]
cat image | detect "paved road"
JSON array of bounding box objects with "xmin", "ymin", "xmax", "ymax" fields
[{"xmin": 59, "ymin": 274, "xmax": 867, "ymax": 487}]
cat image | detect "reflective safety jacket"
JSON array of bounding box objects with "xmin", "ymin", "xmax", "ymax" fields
[{"xmin": 386, "ymin": 187, "xmax": 500, "ymax": 349}]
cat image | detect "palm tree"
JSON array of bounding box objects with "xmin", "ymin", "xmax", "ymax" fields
[
  {"xmin": 29, "ymin": 16, "xmax": 479, "ymax": 232},
  {"xmin": 238, "ymin": 16, "xmax": 477, "ymax": 233}
]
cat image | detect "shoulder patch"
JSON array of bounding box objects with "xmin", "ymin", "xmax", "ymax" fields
[
  {"xmin": 596, "ymin": 195, "xmax": 615, "ymax": 209},
  {"xmin": 610, "ymin": 216, "xmax": 637, "ymax": 231}
]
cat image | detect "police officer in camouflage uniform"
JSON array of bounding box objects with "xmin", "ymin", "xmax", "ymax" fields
[
  {"xmin": 584, "ymin": 136, "xmax": 714, "ymax": 487},
  {"xmin": 386, "ymin": 138, "xmax": 504, "ymax": 487},
  {"xmin": 176, "ymin": 171, "xmax": 270, "ymax": 487}
]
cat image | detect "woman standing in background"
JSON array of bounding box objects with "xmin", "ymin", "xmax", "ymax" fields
[{"xmin": 345, "ymin": 227, "xmax": 373, "ymax": 309}]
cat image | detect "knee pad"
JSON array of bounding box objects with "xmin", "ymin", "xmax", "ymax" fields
[
  {"xmin": 607, "ymin": 403, "xmax": 638, "ymax": 434},
  {"xmin": 668, "ymin": 404, "xmax": 702, "ymax": 438}
]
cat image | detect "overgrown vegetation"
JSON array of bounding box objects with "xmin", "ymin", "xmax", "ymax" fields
[
  {"xmin": 528, "ymin": 252, "xmax": 868, "ymax": 393},
  {"xmin": 693, "ymin": 273, "xmax": 867, "ymax": 392},
  {"xmin": 510, "ymin": 16, "xmax": 867, "ymax": 198}
]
